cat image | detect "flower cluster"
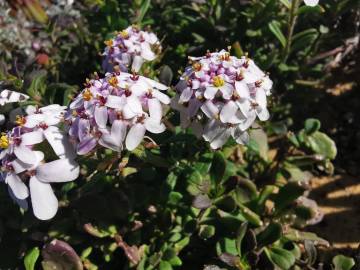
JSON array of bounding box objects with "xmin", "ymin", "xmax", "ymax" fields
[
  {"xmin": 66, "ymin": 72, "xmax": 170, "ymax": 155},
  {"xmin": 0, "ymin": 105, "xmax": 79, "ymax": 220},
  {"xmin": 102, "ymin": 26, "xmax": 161, "ymax": 73},
  {"xmin": 172, "ymin": 50, "xmax": 272, "ymax": 149}
]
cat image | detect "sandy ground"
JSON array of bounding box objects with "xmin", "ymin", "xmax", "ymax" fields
[{"xmin": 309, "ymin": 175, "xmax": 360, "ymax": 253}]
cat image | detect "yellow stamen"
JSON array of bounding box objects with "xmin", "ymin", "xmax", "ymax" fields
[
  {"xmin": 82, "ymin": 89, "xmax": 93, "ymax": 101},
  {"xmin": 108, "ymin": 76, "xmax": 118, "ymax": 87},
  {"xmin": 213, "ymin": 76, "xmax": 225, "ymax": 87},
  {"xmin": 72, "ymin": 110, "xmax": 78, "ymax": 117},
  {"xmin": 0, "ymin": 135, "xmax": 9, "ymax": 149},
  {"xmin": 15, "ymin": 115, "xmax": 26, "ymax": 126},
  {"xmin": 119, "ymin": 30, "xmax": 129, "ymax": 39},
  {"xmin": 104, "ymin": 39, "xmax": 113, "ymax": 47},
  {"xmin": 192, "ymin": 62, "xmax": 202, "ymax": 72},
  {"xmin": 220, "ymin": 52, "xmax": 230, "ymax": 61}
]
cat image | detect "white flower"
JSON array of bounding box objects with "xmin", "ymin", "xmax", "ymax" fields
[
  {"xmin": 102, "ymin": 26, "xmax": 161, "ymax": 73},
  {"xmin": 172, "ymin": 49, "xmax": 272, "ymax": 149},
  {"xmin": 0, "ymin": 89, "xmax": 29, "ymax": 106},
  {"xmin": 3, "ymin": 156, "xmax": 79, "ymax": 220},
  {"xmin": 304, "ymin": 0, "xmax": 319, "ymax": 7},
  {"xmin": 67, "ymin": 72, "xmax": 170, "ymax": 154}
]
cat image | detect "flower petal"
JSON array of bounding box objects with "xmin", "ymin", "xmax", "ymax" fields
[
  {"xmin": 6, "ymin": 172, "xmax": 29, "ymax": 200},
  {"xmin": 220, "ymin": 101, "xmax": 238, "ymax": 123},
  {"xmin": 144, "ymin": 118, "xmax": 166, "ymax": 134},
  {"xmin": 14, "ymin": 145, "xmax": 37, "ymax": 164},
  {"xmin": 148, "ymin": 98, "xmax": 162, "ymax": 122},
  {"xmin": 235, "ymin": 81, "xmax": 250, "ymax": 99},
  {"xmin": 105, "ymin": 95, "xmax": 126, "ymax": 109},
  {"xmin": 220, "ymin": 84, "xmax": 233, "ymax": 99},
  {"xmin": 24, "ymin": 114, "xmax": 44, "ymax": 128},
  {"xmin": 94, "ymin": 106, "xmax": 108, "ymax": 128},
  {"xmin": 304, "ymin": 0, "xmax": 319, "ymax": 6},
  {"xmin": 201, "ymin": 100, "xmax": 219, "ymax": 119},
  {"xmin": 127, "ymin": 95, "xmax": 143, "ymax": 114},
  {"xmin": 179, "ymin": 87, "xmax": 193, "ymax": 103},
  {"xmin": 77, "ymin": 136, "xmax": 97, "ymax": 155},
  {"xmin": 125, "ymin": 123, "xmax": 146, "ymax": 150},
  {"xmin": 30, "ymin": 176, "xmax": 58, "ymax": 220},
  {"xmin": 204, "ymin": 86, "xmax": 218, "ymax": 99},
  {"xmin": 21, "ymin": 130, "xmax": 45, "ymax": 145},
  {"xmin": 210, "ymin": 128, "xmax": 231, "ymax": 149},
  {"xmin": 152, "ymin": 90, "xmax": 170, "ymax": 104},
  {"xmin": 132, "ymin": 55, "xmax": 144, "ymax": 72},
  {"xmin": 36, "ymin": 159, "xmax": 80, "ymax": 183},
  {"xmin": 12, "ymin": 151, "xmax": 44, "ymax": 173},
  {"xmin": 43, "ymin": 126, "xmax": 76, "ymax": 159},
  {"xmin": 140, "ymin": 42, "xmax": 156, "ymax": 61}
]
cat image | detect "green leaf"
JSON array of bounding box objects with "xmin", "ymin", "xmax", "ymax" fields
[
  {"xmin": 210, "ymin": 152, "xmax": 226, "ymax": 185},
  {"xmin": 199, "ymin": 225, "xmax": 216, "ymax": 239},
  {"xmin": 307, "ymin": 131, "xmax": 337, "ymax": 159},
  {"xmin": 236, "ymin": 222, "xmax": 248, "ymax": 256},
  {"xmin": 332, "ymin": 255, "xmax": 355, "ymax": 270},
  {"xmin": 304, "ymin": 118, "xmax": 321, "ymax": 134},
  {"xmin": 292, "ymin": 29, "xmax": 319, "ymax": 53},
  {"xmin": 159, "ymin": 261, "xmax": 173, "ymax": 270},
  {"xmin": 268, "ymin": 20, "xmax": 286, "ymax": 48},
  {"xmin": 257, "ymin": 223, "xmax": 282, "ymax": 247},
  {"xmin": 216, "ymin": 238, "xmax": 238, "ymax": 256},
  {"xmin": 297, "ymin": 5, "xmax": 325, "ymax": 15},
  {"xmin": 273, "ymin": 182, "xmax": 305, "ymax": 214},
  {"xmin": 265, "ymin": 247, "xmax": 295, "ymax": 270},
  {"xmin": 284, "ymin": 229, "xmax": 329, "ymax": 247},
  {"xmin": 24, "ymin": 247, "xmax": 40, "ymax": 270},
  {"xmin": 136, "ymin": 0, "xmax": 151, "ymax": 25}
]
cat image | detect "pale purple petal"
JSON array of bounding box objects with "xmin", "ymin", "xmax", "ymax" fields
[
  {"xmin": 77, "ymin": 136, "xmax": 97, "ymax": 155},
  {"xmin": 36, "ymin": 159, "xmax": 79, "ymax": 183},
  {"xmin": 204, "ymin": 86, "xmax": 218, "ymax": 99},
  {"xmin": 6, "ymin": 172, "xmax": 29, "ymax": 200},
  {"xmin": 125, "ymin": 123, "xmax": 146, "ymax": 150},
  {"xmin": 94, "ymin": 106, "xmax": 108, "ymax": 128},
  {"xmin": 43, "ymin": 126, "xmax": 76, "ymax": 159},
  {"xmin": 220, "ymin": 101, "xmax": 238, "ymax": 123},
  {"xmin": 201, "ymin": 101, "xmax": 219, "ymax": 119},
  {"xmin": 30, "ymin": 176, "xmax": 58, "ymax": 220}
]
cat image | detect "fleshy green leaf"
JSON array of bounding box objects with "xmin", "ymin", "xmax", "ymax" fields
[
  {"xmin": 24, "ymin": 247, "xmax": 40, "ymax": 270},
  {"xmin": 268, "ymin": 20, "xmax": 286, "ymax": 48}
]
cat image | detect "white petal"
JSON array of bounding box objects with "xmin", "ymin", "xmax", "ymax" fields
[
  {"xmin": 24, "ymin": 114, "xmax": 44, "ymax": 128},
  {"xmin": 220, "ymin": 84, "xmax": 234, "ymax": 99},
  {"xmin": 203, "ymin": 119, "xmax": 222, "ymax": 142},
  {"xmin": 256, "ymin": 107, "xmax": 270, "ymax": 121},
  {"xmin": 235, "ymin": 81, "xmax": 250, "ymax": 99},
  {"xmin": 127, "ymin": 95, "xmax": 143, "ymax": 114},
  {"xmin": 232, "ymin": 126, "xmax": 249, "ymax": 145},
  {"xmin": 210, "ymin": 128, "xmax": 232, "ymax": 149},
  {"xmin": 12, "ymin": 151, "xmax": 44, "ymax": 173},
  {"xmin": 204, "ymin": 86, "xmax": 218, "ymax": 99},
  {"xmin": 144, "ymin": 118, "xmax": 166, "ymax": 134},
  {"xmin": 30, "ymin": 176, "xmax": 58, "ymax": 220},
  {"xmin": 220, "ymin": 101, "xmax": 238, "ymax": 123},
  {"xmin": 94, "ymin": 106, "xmax": 108, "ymax": 128},
  {"xmin": 36, "ymin": 159, "xmax": 80, "ymax": 183},
  {"xmin": 179, "ymin": 87, "xmax": 193, "ymax": 103},
  {"xmin": 132, "ymin": 55, "xmax": 144, "ymax": 72},
  {"xmin": 122, "ymin": 104, "xmax": 137, "ymax": 119},
  {"xmin": 99, "ymin": 133, "xmax": 122, "ymax": 152},
  {"xmin": 43, "ymin": 126, "xmax": 76, "ymax": 159},
  {"xmin": 255, "ymin": 89, "xmax": 267, "ymax": 108},
  {"xmin": 14, "ymin": 145, "xmax": 37, "ymax": 164},
  {"xmin": 201, "ymin": 100, "xmax": 219, "ymax": 119},
  {"xmin": 304, "ymin": 0, "xmax": 319, "ymax": 6},
  {"xmin": 21, "ymin": 130, "xmax": 45, "ymax": 145},
  {"xmin": 148, "ymin": 98, "xmax": 162, "ymax": 122},
  {"xmin": 152, "ymin": 90, "xmax": 170, "ymax": 104},
  {"xmin": 239, "ymin": 111, "xmax": 257, "ymax": 131},
  {"xmin": 130, "ymin": 80, "xmax": 148, "ymax": 96},
  {"xmin": 140, "ymin": 42, "xmax": 156, "ymax": 61},
  {"xmin": 0, "ymin": 114, "xmax": 5, "ymax": 125},
  {"xmin": 125, "ymin": 123, "xmax": 146, "ymax": 150},
  {"xmin": 6, "ymin": 172, "xmax": 29, "ymax": 200},
  {"xmin": 105, "ymin": 95, "xmax": 126, "ymax": 109},
  {"xmin": 236, "ymin": 99, "xmax": 252, "ymax": 117},
  {"xmin": 112, "ymin": 120, "xmax": 127, "ymax": 144},
  {"xmin": 143, "ymin": 77, "xmax": 168, "ymax": 90}
]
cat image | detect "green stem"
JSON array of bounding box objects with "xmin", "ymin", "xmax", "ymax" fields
[{"xmin": 283, "ymin": 0, "xmax": 300, "ymax": 62}]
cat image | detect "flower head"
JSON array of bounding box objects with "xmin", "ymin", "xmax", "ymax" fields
[
  {"xmin": 67, "ymin": 71, "xmax": 170, "ymax": 155},
  {"xmin": 102, "ymin": 26, "xmax": 161, "ymax": 73},
  {"xmin": 172, "ymin": 49, "xmax": 273, "ymax": 149},
  {"xmin": 0, "ymin": 105, "xmax": 79, "ymax": 220}
]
